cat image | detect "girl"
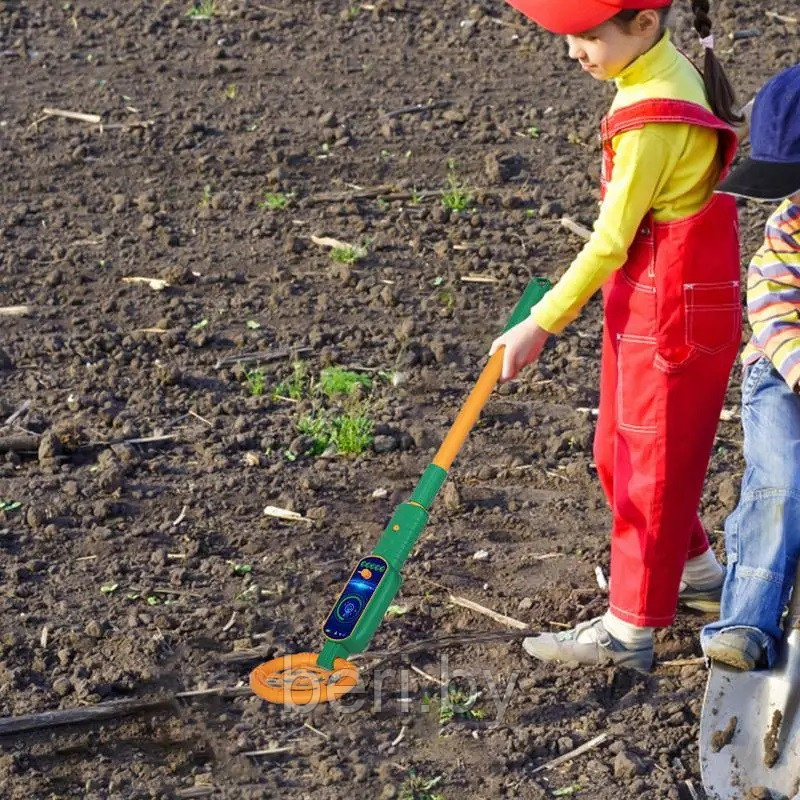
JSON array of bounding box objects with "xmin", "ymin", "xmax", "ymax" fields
[{"xmin": 491, "ymin": 0, "xmax": 742, "ymax": 671}]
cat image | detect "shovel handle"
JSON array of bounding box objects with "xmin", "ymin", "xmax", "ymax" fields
[
  {"xmin": 432, "ymin": 278, "xmax": 551, "ymax": 471},
  {"xmin": 789, "ymin": 559, "xmax": 800, "ymax": 629}
]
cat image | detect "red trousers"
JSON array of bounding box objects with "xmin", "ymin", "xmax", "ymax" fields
[{"xmin": 597, "ymin": 100, "xmax": 741, "ymax": 626}]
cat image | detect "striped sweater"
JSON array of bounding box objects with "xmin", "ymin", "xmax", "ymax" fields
[{"xmin": 742, "ymin": 199, "xmax": 800, "ymax": 390}]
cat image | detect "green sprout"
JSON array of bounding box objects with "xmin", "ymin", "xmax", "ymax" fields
[
  {"xmin": 526, "ymin": 125, "xmax": 540, "ymax": 139},
  {"xmin": 332, "ymin": 410, "xmax": 374, "ymax": 455},
  {"xmin": 224, "ymin": 83, "xmax": 238, "ymax": 100},
  {"xmin": 229, "ymin": 562, "xmax": 252, "ymax": 576},
  {"xmin": 186, "ymin": 0, "xmax": 217, "ymax": 19},
  {"xmin": 273, "ymin": 361, "xmax": 307, "ymax": 400},
  {"xmin": 297, "ymin": 408, "xmax": 374, "ymax": 456},
  {"xmin": 400, "ymin": 771, "xmax": 445, "ymax": 800},
  {"xmin": 430, "ymin": 686, "xmax": 485, "ymax": 725},
  {"xmin": 330, "ymin": 244, "xmax": 367, "ymax": 264},
  {"xmin": 438, "ymin": 287, "xmax": 455, "ymax": 310},
  {"xmin": 259, "ymin": 191, "xmax": 294, "ymax": 211},
  {"xmin": 319, "ymin": 367, "xmax": 372, "ymax": 399},
  {"xmin": 198, "ymin": 184, "xmax": 213, "ymax": 209},
  {"xmin": 441, "ymin": 169, "xmax": 472, "ymax": 213},
  {"xmin": 243, "ymin": 367, "xmax": 266, "ymax": 397}
]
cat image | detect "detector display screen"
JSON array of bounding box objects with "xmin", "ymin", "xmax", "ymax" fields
[{"xmin": 323, "ymin": 557, "xmax": 388, "ymax": 641}]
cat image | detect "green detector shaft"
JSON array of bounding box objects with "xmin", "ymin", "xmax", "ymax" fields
[{"xmin": 316, "ymin": 278, "xmax": 551, "ymax": 670}]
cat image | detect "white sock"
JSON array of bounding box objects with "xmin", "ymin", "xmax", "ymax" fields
[
  {"xmin": 681, "ymin": 548, "xmax": 724, "ymax": 590},
  {"xmin": 601, "ymin": 611, "xmax": 654, "ymax": 648}
]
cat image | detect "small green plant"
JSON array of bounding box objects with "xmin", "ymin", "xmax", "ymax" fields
[
  {"xmin": 376, "ymin": 197, "xmax": 389, "ymax": 212},
  {"xmin": 410, "ymin": 187, "xmax": 424, "ymax": 206},
  {"xmin": 432, "ymin": 686, "xmax": 485, "ymax": 725},
  {"xmin": 441, "ymin": 169, "xmax": 472, "ymax": 213},
  {"xmin": 186, "ymin": 0, "xmax": 217, "ymax": 19},
  {"xmin": 100, "ymin": 583, "xmax": 119, "ymax": 595},
  {"xmin": 400, "ymin": 771, "xmax": 445, "ymax": 800},
  {"xmin": 330, "ymin": 243, "xmax": 367, "ymax": 264},
  {"xmin": 229, "ymin": 562, "xmax": 252, "ymax": 576},
  {"xmin": 0, "ymin": 500, "xmax": 22, "ymax": 513},
  {"xmin": 319, "ymin": 367, "xmax": 372, "ymax": 399},
  {"xmin": 438, "ymin": 287, "xmax": 455, "ymax": 310},
  {"xmin": 346, "ymin": 4, "xmax": 360, "ymax": 20},
  {"xmin": 297, "ymin": 408, "xmax": 374, "ymax": 456},
  {"xmin": 273, "ymin": 361, "xmax": 307, "ymax": 400},
  {"xmin": 297, "ymin": 414, "xmax": 331, "ymax": 455},
  {"xmin": 333, "ymin": 410, "xmax": 374, "ymax": 455},
  {"xmin": 526, "ymin": 125, "xmax": 540, "ymax": 138},
  {"xmin": 553, "ymin": 787, "xmax": 583, "ymax": 798},
  {"xmin": 198, "ymin": 184, "xmax": 213, "ymax": 209},
  {"xmin": 259, "ymin": 191, "xmax": 294, "ymax": 211},
  {"xmin": 224, "ymin": 83, "xmax": 238, "ymax": 100},
  {"xmin": 243, "ymin": 367, "xmax": 266, "ymax": 397}
]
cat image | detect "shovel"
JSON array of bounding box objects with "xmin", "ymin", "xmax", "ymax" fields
[{"xmin": 700, "ymin": 561, "xmax": 800, "ymax": 800}]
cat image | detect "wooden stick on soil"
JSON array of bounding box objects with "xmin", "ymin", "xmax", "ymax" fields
[
  {"xmin": 3, "ymin": 400, "xmax": 31, "ymax": 428},
  {"xmin": 0, "ymin": 433, "xmax": 40, "ymax": 453},
  {"xmin": 560, "ymin": 216, "xmax": 592, "ymax": 240},
  {"xmin": 448, "ymin": 594, "xmax": 528, "ymax": 630},
  {"xmin": 0, "ymin": 305, "xmax": 32, "ymax": 317},
  {"xmin": 411, "ymin": 664, "xmax": 447, "ymax": 686},
  {"xmin": 213, "ymin": 347, "xmax": 310, "ymax": 370},
  {"xmin": 532, "ymin": 733, "xmax": 609, "ymax": 774},
  {"xmin": 765, "ymin": 10, "xmax": 798, "ymax": 24},
  {"xmin": 658, "ymin": 657, "xmax": 705, "ymax": 669},
  {"xmin": 380, "ymin": 100, "xmax": 451, "ymax": 119},
  {"xmin": 0, "ymin": 686, "xmax": 251, "ymax": 737},
  {"xmin": 42, "ymin": 107, "xmax": 102, "ymax": 124},
  {"xmin": 303, "ymin": 721, "xmax": 331, "ymax": 740}
]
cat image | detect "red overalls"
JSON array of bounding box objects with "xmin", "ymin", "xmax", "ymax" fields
[{"xmin": 596, "ymin": 99, "xmax": 741, "ymax": 627}]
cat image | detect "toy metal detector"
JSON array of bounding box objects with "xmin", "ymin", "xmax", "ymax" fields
[{"xmin": 250, "ymin": 277, "xmax": 551, "ymax": 707}]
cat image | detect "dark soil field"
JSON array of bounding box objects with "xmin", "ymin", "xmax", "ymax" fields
[{"xmin": 1, "ymin": 1, "xmax": 798, "ymax": 798}]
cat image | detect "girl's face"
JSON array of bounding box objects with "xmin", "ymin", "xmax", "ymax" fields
[{"xmin": 566, "ymin": 12, "xmax": 661, "ymax": 81}]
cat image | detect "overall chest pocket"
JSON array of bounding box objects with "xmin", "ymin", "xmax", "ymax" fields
[{"xmin": 683, "ymin": 281, "xmax": 741, "ymax": 354}]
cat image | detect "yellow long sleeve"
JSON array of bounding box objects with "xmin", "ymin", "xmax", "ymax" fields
[
  {"xmin": 533, "ymin": 126, "xmax": 675, "ymax": 333},
  {"xmin": 530, "ymin": 33, "xmax": 721, "ymax": 335}
]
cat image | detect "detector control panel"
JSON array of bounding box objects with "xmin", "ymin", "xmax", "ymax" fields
[{"xmin": 323, "ymin": 557, "xmax": 388, "ymax": 641}]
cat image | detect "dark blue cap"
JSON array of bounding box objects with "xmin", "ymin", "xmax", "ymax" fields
[{"xmin": 717, "ymin": 63, "xmax": 800, "ymax": 201}]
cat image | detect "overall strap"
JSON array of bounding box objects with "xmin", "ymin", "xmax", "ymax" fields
[{"xmin": 601, "ymin": 99, "xmax": 738, "ymax": 173}]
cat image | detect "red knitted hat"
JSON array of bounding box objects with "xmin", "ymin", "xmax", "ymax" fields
[{"xmin": 506, "ymin": 0, "xmax": 672, "ymax": 35}]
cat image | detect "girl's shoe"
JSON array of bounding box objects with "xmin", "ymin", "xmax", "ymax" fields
[
  {"xmin": 678, "ymin": 579, "xmax": 723, "ymax": 613},
  {"xmin": 522, "ymin": 617, "xmax": 654, "ymax": 673},
  {"xmin": 703, "ymin": 628, "xmax": 766, "ymax": 671}
]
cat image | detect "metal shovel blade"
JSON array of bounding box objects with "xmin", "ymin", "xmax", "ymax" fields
[{"xmin": 700, "ymin": 584, "xmax": 800, "ymax": 799}]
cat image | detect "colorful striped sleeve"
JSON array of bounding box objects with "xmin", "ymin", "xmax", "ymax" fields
[{"xmin": 744, "ymin": 200, "xmax": 800, "ymax": 390}]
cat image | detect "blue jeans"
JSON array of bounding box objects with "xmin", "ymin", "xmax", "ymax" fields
[{"xmin": 701, "ymin": 357, "xmax": 800, "ymax": 667}]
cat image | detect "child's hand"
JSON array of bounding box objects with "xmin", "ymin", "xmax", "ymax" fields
[{"xmin": 489, "ymin": 317, "xmax": 550, "ymax": 383}]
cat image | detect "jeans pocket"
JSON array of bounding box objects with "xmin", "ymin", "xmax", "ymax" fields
[
  {"xmin": 683, "ymin": 281, "xmax": 741, "ymax": 354},
  {"xmin": 741, "ymin": 357, "xmax": 772, "ymax": 405},
  {"xmin": 617, "ymin": 335, "xmax": 658, "ymax": 434}
]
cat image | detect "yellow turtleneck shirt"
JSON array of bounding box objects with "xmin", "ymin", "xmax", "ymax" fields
[{"xmin": 532, "ymin": 32, "xmax": 723, "ymax": 334}]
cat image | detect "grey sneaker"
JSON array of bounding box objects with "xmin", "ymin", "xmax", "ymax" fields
[
  {"xmin": 522, "ymin": 617, "xmax": 653, "ymax": 673},
  {"xmin": 704, "ymin": 628, "xmax": 765, "ymax": 671},
  {"xmin": 678, "ymin": 581, "xmax": 722, "ymax": 614}
]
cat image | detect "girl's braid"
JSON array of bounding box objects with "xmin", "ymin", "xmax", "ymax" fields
[{"xmin": 690, "ymin": 0, "xmax": 712, "ymax": 38}]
